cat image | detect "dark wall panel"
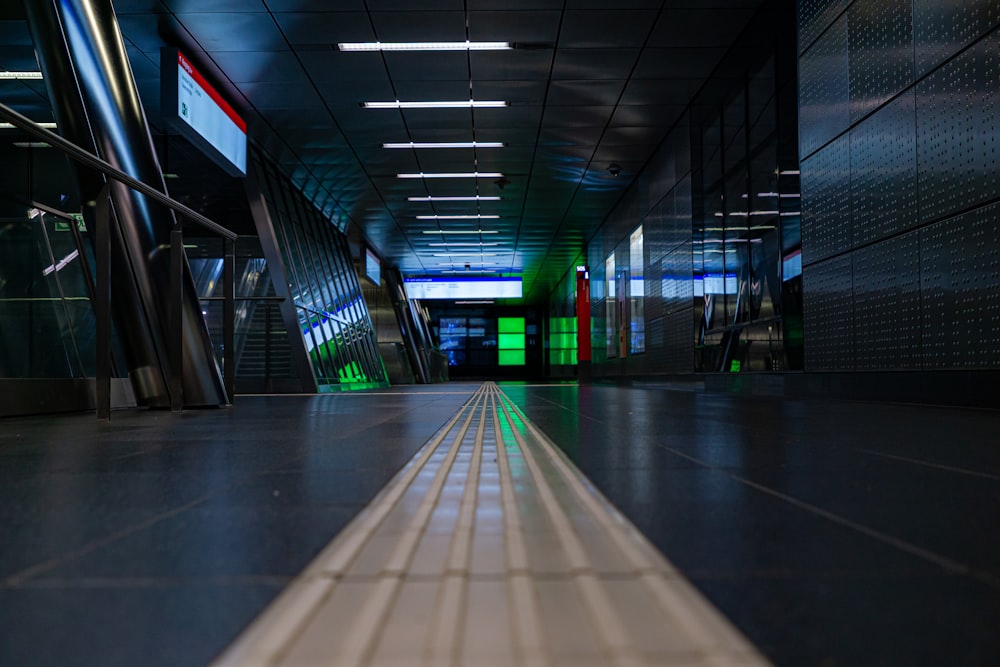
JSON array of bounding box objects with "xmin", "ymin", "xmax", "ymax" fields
[
  {"xmin": 920, "ymin": 201, "xmax": 1000, "ymax": 368},
  {"xmin": 850, "ymin": 89, "xmax": 917, "ymax": 246},
  {"xmin": 915, "ymin": 30, "xmax": 1000, "ymax": 223},
  {"xmin": 799, "ymin": 14, "xmax": 849, "ymax": 157},
  {"xmin": 803, "ymin": 254, "xmax": 854, "ymax": 370},
  {"xmin": 799, "ymin": 0, "xmax": 1000, "ymax": 375},
  {"xmin": 847, "ymin": 0, "xmax": 914, "ymax": 122},
  {"xmin": 798, "ymin": 0, "xmax": 850, "ymax": 54},
  {"xmin": 852, "ymin": 232, "xmax": 921, "ymax": 369},
  {"xmin": 913, "ymin": 0, "xmax": 1000, "ymax": 77},
  {"xmin": 800, "ymin": 133, "xmax": 851, "ymax": 263}
]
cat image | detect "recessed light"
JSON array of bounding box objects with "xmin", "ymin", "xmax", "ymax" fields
[
  {"xmin": 0, "ymin": 71, "xmax": 43, "ymax": 79},
  {"xmin": 408, "ymin": 196, "xmax": 501, "ymax": 202},
  {"xmin": 417, "ymin": 215, "xmax": 500, "ymax": 220},
  {"xmin": 0, "ymin": 122, "xmax": 57, "ymax": 129},
  {"xmin": 383, "ymin": 141, "xmax": 504, "ymax": 149},
  {"xmin": 364, "ymin": 100, "xmax": 507, "ymax": 109},
  {"xmin": 428, "ymin": 243, "xmax": 501, "ymax": 247},
  {"xmin": 398, "ymin": 172, "xmax": 503, "ymax": 179},
  {"xmin": 421, "ymin": 230, "xmax": 500, "ymax": 235},
  {"xmin": 339, "ymin": 41, "xmax": 512, "ymax": 52}
]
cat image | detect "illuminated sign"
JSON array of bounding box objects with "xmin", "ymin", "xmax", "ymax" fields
[
  {"xmin": 403, "ymin": 277, "xmax": 522, "ymax": 300},
  {"xmin": 162, "ymin": 48, "xmax": 247, "ymax": 177}
]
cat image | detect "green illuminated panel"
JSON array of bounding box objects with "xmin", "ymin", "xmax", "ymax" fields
[
  {"xmin": 499, "ymin": 349, "xmax": 525, "ymax": 365},
  {"xmin": 549, "ymin": 332, "xmax": 576, "ymax": 350},
  {"xmin": 549, "ymin": 317, "xmax": 577, "ymax": 333},
  {"xmin": 498, "ymin": 333, "xmax": 525, "ymax": 350},
  {"xmin": 498, "ymin": 317, "xmax": 525, "ymax": 334},
  {"xmin": 549, "ymin": 349, "xmax": 577, "ymax": 365}
]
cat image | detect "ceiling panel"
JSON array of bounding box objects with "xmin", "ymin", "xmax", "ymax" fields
[{"xmin": 2, "ymin": 0, "xmax": 766, "ymax": 299}]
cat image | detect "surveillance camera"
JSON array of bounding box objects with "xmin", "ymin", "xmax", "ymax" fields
[
  {"xmin": 608, "ymin": 163, "xmax": 621, "ymax": 177},
  {"xmin": 494, "ymin": 176, "xmax": 510, "ymax": 190},
  {"xmin": 464, "ymin": 263, "xmax": 471, "ymax": 270}
]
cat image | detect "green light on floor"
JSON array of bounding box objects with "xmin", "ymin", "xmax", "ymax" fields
[
  {"xmin": 499, "ymin": 349, "xmax": 525, "ymax": 365},
  {"xmin": 729, "ymin": 359, "xmax": 741, "ymax": 372}
]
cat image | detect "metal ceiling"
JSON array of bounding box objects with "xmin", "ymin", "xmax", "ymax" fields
[{"xmin": 0, "ymin": 0, "xmax": 764, "ymax": 302}]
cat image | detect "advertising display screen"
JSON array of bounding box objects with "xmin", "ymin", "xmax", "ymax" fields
[
  {"xmin": 403, "ymin": 277, "xmax": 522, "ymax": 300},
  {"xmin": 162, "ymin": 48, "xmax": 247, "ymax": 177}
]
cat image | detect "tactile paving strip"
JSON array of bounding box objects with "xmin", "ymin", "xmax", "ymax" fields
[{"xmin": 212, "ymin": 383, "xmax": 771, "ymax": 667}]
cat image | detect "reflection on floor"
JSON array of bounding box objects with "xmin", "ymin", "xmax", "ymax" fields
[{"xmin": 1, "ymin": 381, "xmax": 999, "ymax": 666}]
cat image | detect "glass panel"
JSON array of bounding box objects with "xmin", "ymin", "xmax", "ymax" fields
[
  {"xmin": 605, "ymin": 253, "xmax": 616, "ymax": 357},
  {"xmin": 629, "ymin": 225, "xmax": 644, "ymax": 354}
]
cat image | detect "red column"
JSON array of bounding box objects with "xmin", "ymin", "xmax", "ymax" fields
[{"xmin": 575, "ymin": 266, "xmax": 591, "ymax": 362}]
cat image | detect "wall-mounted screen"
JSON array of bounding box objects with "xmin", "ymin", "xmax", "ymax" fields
[
  {"xmin": 404, "ymin": 277, "xmax": 522, "ymax": 300},
  {"xmin": 162, "ymin": 48, "xmax": 247, "ymax": 177},
  {"xmin": 364, "ymin": 247, "xmax": 381, "ymax": 286}
]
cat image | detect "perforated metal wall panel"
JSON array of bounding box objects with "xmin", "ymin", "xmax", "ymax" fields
[
  {"xmin": 852, "ymin": 233, "xmax": 921, "ymax": 369},
  {"xmin": 920, "ymin": 201, "xmax": 1000, "ymax": 368},
  {"xmin": 664, "ymin": 307, "xmax": 695, "ymax": 373},
  {"xmin": 916, "ymin": 30, "xmax": 1000, "ymax": 223},
  {"xmin": 798, "ymin": 14, "xmax": 849, "ymax": 157},
  {"xmin": 850, "ymin": 90, "xmax": 917, "ymax": 246},
  {"xmin": 847, "ymin": 0, "xmax": 914, "ymax": 122},
  {"xmin": 642, "ymin": 316, "xmax": 667, "ymax": 373},
  {"xmin": 798, "ymin": 0, "xmax": 850, "ymax": 54},
  {"xmin": 801, "ymin": 133, "xmax": 851, "ymax": 263},
  {"xmin": 914, "ymin": 0, "xmax": 1000, "ymax": 77},
  {"xmin": 803, "ymin": 254, "xmax": 854, "ymax": 369}
]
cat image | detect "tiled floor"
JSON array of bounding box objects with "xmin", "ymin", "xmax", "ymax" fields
[
  {"xmin": 1, "ymin": 381, "xmax": 1000, "ymax": 666},
  {"xmin": 214, "ymin": 383, "xmax": 767, "ymax": 666}
]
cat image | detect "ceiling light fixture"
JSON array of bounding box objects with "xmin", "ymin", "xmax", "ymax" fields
[
  {"xmin": 434, "ymin": 253, "xmax": 498, "ymax": 257},
  {"xmin": 408, "ymin": 195, "xmax": 501, "ymax": 202},
  {"xmin": 417, "ymin": 214, "xmax": 500, "ymax": 220},
  {"xmin": 0, "ymin": 122, "xmax": 57, "ymax": 129},
  {"xmin": 339, "ymin": 41, "xmax": 512, "ymax": 52},
  {"xmin": 0, "ymin": 71, "xmax": 43, "ymax": 79},
  {"xmin": 364, "ymin": 100, "xmax": 507, "ymax": 109},
  {"xmin": 398, "ymin": 172, "xmax": 503, "ymax": 179},
  {"xmin": 421, "ymin": 230, "xmax": 499, "ymax": 235},
  {"xmin": 383, "ymin": 141, "xmax": 504, "ymax": 149},
  {"xmin": 428, "ymin": 243, "xmax": 501, "ymax": 247}
]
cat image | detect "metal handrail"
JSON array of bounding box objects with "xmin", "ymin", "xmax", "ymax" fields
[
  {"xmin": 0, "ymin": 102, "xmax": 235, "ymax": 240},
  {"xmin": 0, "ymin": 101, "xmax": 237, "ymax": 418}
]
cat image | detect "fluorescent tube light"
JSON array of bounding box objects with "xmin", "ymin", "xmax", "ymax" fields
[
  {"xmin": 398, "ymin": 172, "xmax": 503, "ymax": 179},
  {"xmin": 0, "ymin": 122, "xmax": 57, "ymax": 129},
  {"xmin": 434, "ymin": 253, "xmax": 498, "ymax": 257},
  {"xmin": 0, "ymin": 71, "xmax": 43, "ymax": 79},
  {"xmin": 408, "ymin": 195, "xmax": 501, "ymax": 202},
  {"xmin": 364, "ymin": 100, "xmax": 507, "ymax": 109},
  {"xmin": 383, "ymin": 141, "xmax": 504, "ymax": 149},
  {"xmin": 422, "ymin": 230, "xmax": 499, "ymax": 235},
  {"xmin": 339, "ymin": 41, "xmax": 512, "ymax": 52},
  {"xmin": 428, "ymin": 243, "xmax": 500, "ymax": 247},
  {"xmin": 417, "ymin": 215, "xmax": 500, "ymax": 220}
]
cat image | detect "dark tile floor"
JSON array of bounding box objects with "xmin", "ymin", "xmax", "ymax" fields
[
  {"xmin": 0, "ymin": 387, "xmax": 476, "ymax": 667},
  {"xmin": 2, "ymin": 382, "xmax": 1000, "ymax": 666},
  {"xmin": 500, "ymin": 383, "xmax": 1000, "ymax": 667}
]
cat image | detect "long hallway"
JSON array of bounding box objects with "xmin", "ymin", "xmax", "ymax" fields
[{"xmin": 2, "ymin": 383, "xmax": 1000, "ymax": 665}]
